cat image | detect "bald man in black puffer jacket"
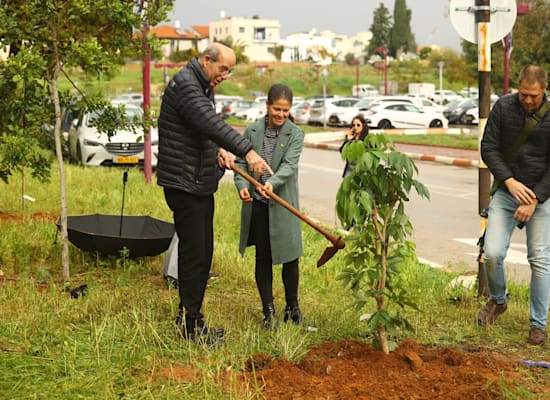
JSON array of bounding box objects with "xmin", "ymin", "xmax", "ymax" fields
[{"xmin": 157, "ymin": 42, "xmax": 271, "ymax": 345}]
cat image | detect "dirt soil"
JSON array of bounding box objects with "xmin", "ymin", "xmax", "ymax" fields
[
  {"xmin": 155, "ymin": 337, "xmax": 549, "ymax": 399},
  {"xmin": 238, "ymin": 338, "xmax": 527, "ymax": 399}
]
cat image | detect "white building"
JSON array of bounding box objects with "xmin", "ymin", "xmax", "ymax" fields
[
  {"xmin": 280, "ymin": 29, "xmax": 371, "ymax": 64},
  {"xmin": 209, "ymin": 13, "xmax": 280, "ymax": 62}
]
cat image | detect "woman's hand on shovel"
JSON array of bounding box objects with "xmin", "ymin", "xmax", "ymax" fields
[
  {"xmin": 257, "ymin": 182, "xmax": 272, "ymax": 199},
  {"xmin": 244, "ymin": 149, "xmax": 273, "ymax": 178}
]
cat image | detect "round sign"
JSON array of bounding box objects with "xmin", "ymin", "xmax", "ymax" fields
[{"xmin": 450, "ymin": 0, "xmax": 517, "ymax": 44}]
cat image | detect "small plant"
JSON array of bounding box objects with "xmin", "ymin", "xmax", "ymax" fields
[
  {"xmin": 35, "ymin": 265, "xmax": 51, "ymax": 284},
  {"xmin": 336, "ymin": 133, "xmax": 430, "ymax": 354},
  {"xmin": 35, "ymin": 265, "xmax": 51, "ymax": 292}
]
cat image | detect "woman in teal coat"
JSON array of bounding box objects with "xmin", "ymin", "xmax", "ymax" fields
[{"xmin": 233, "ymin": 84, "xmax": 305, "ymax": 329}]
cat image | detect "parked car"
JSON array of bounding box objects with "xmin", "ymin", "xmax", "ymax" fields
[
  {"xmin": 221, "ymin": 99, "xmax": 257, "ymax": 118},
  {"xmin": 430, "ymin": 90, "xmax": 463, "ymax": 105},
  {"xmin": 442, "ymin": 98, "xmax": 465, "ymax": 121},
  {"xmin": 364, "ymin": 101, "xmax": 448, "ymax": 129},
  {"xmin": 292, "ymin": 100, "xmax": 314, "ymax": 125},
  {"xmin": 235, "ymin": 102, "xmax": 267, "ymax": 121},
  {"xmin": 445, "ymin": 97, "xmax": 478, "ymax": 125},
  {"xmin": 328, "ymin": 96, "xmax": 379, "ymax": 127},
  {"xmin": 462, "ymin": 97, "xmax": 498, "ymax": 125},
  {"xmin": 68, "ymin": 103, "xmax": 158, "ymax": 167},
  {"xmin": 111, "ymin": 92, "xmax": 144, "ymax": 108},
  {"xmin": 214, "ymin": 95, "xmax": 243, "ymax": 115},
  {"xmin": 369, "ymin": 95, "xmax": 444, "ymax": 113},
  {"xmin": 459, "ymin": 87, "xmax": 479, "ymax": 98},
  {"xmin": 352, "ymin": 84, "xmax": 379, "ymax": 97},
  {"xmin": 308, "ymin": 97, "xmax": 359, "ymax": 126},
  {"xmin": 42, "ymin": 104, "xmax": 81, "ymax": 156}
]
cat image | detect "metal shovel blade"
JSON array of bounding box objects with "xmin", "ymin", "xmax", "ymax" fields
[{"xmin": 317, "ymin": 245, "xmax": 339, "ymax": 268}]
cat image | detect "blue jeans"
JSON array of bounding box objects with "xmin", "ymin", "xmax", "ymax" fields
[{"xmin": 484, "ymin": 188, "xmax": 550, "ymax": 329}]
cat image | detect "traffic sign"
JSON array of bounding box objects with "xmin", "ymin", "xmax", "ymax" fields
[{"xmin": 450, "ymin": 0, "xmax": 517, "ymax": 43}]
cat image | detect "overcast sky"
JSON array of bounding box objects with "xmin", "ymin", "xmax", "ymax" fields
[{"xmin": 167, "ymin": 0, "xmax": 462, "ymax": 50}]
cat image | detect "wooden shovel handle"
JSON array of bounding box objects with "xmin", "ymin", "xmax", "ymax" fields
[{"xmin": 232, "ymin": 164, "xmax": 345, "ymax": 249}]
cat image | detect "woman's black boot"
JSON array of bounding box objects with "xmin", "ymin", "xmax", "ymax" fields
[
  {"xmin": 283, "ymin": 304, "xmax": 304, "ymax": 325},
  {"xmin": 262, "ymin": 303, "xmax": 278, "ymax": 330}
]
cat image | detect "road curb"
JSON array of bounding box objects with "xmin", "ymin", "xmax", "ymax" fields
[{"xmin": 304, "ymin": 131, "xmax": 479, "ymax": 168}]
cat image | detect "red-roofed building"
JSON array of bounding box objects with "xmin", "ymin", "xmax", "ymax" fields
[{"xmin": 150, "ymin": 23, "xmax": 209, "ymax": 60}]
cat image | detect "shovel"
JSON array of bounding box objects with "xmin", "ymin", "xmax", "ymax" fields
[{"xmin": 232, "ymin": 164, "xmax": 345, "ymax": 267}]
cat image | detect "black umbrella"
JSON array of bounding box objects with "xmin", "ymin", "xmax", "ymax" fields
[{"xmin": 59, "ymin": 171, "xmax": 174, "ymax": 258}]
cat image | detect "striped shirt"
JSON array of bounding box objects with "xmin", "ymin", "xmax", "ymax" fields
[{"xmin": 254, "ymin": 125, "xmax": 279, "ymax": 203}]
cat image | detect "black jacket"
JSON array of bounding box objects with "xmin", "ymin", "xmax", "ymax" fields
[
  {"xmin": 481, "ymin": 93, "xmax": 550, "ymax": 203},
  {"xmin": 157, "ymin": 58, "xmax": 252, "ymax": 195}
]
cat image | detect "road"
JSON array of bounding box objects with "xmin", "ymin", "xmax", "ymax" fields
[{"xmin": 298, "ymin": 146, "xmax": 530, "ymax": 284}]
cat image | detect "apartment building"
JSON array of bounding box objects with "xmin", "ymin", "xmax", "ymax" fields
[{"xmin": 209, "ymin": 14, "xmax": 281, "ymax": 62}]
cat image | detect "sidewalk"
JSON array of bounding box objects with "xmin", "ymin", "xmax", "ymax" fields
[{"xmin": 304, "ymin": 129, "xmax": 480, "ymax": 168}]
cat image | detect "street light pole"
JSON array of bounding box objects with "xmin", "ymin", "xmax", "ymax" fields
[
  {"xmin": 438, "ymin": 61, "xmax": 445, "ymax": 101},
  {"xmin": 322, "ymin": 67, "xmax": 328, "ymax": 129}
]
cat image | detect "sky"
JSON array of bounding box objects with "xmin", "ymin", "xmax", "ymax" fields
[{"xmin": 167, "ymin": 0, "xmax": 462, "ymax": 50}]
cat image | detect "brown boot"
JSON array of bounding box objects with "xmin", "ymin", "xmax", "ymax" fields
[
  {"xmin": 528, "ymin": 326, "xmax": 546, "ymax": 346},
  {"xmin": 477, "ymin": 300, "xmax": 507, "ymax": 326}
]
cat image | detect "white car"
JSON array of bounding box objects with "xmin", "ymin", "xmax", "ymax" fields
[
  {"xmin": 308, "ymin": 97, "xmax": 358, "ymax": 126},
  {"xmin": 431, "ymin": 90, "xmax": 463, "ymax": 105},
  {"xmin": 68, "ymin": 104, "xmax": 158, "ymax": 167},
  {"xmin": 369, "ymin": 96, "xmax": 445, "ymax": 113},
  {"xmin": 462, "ymin": 97, "xmax": 498, "ymax": 125},
  {"xmin": 292, "ymin": 100, "xmax": 314, "ymax": 125},
  {"xmin": 111, "ymin": 93, "xmax": 144, "ymax": 108},
  {"xmin": 365, "ymin": 101, "xmax": 448, "ymax": 129},
  {"xmin": 235, "ymin": 102, "xmax": 267, "ymax": 121},
  {"xmin": 328, "ymin": 96, "xmax": 379, "ymax": 127}
]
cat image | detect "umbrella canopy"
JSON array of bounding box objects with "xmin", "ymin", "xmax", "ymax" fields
[{"xmin": 59, "ymin": 214, "xmax": 174, "ymax": 258}]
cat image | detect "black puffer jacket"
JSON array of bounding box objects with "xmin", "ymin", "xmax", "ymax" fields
[
  {"xmin": 481, "ymin": 93, "xmax": 550, "ymax": 203},
  {"xmin": 157, "ymin": 58, "xmax": 252, "ymax": 195}
]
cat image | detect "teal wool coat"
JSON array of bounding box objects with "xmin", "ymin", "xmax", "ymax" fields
[{"xmin": 234, "ymin": 118, "xmax": 304, "ymax": 265}]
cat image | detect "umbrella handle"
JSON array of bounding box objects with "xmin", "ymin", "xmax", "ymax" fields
[{"xmin": 120, "ymin": 169, "xmax": 128, "ymax": 236}]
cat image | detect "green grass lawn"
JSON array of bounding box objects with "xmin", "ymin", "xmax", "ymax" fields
[{"xmin": 0, "ymin": 163, "xmax": 547, "ymax": 398}]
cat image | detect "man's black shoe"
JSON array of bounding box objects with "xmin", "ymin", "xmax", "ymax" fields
[{"xmin": 178, "ymin": 318, "xmax": 224, "ymax": 346}]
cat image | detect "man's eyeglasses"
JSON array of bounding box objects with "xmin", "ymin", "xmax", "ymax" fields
[{"xmin": 217, "ymin": 64, "xmax": 233, "ymax": 78}]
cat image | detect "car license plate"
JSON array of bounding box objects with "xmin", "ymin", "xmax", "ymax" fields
[
  {"xmin": 114, "ymin": 156, "xmax": 139, "ymax": 164},
  {"xmin": 311, "ymin": 110, "xmax": 320, "ymax": 116}
]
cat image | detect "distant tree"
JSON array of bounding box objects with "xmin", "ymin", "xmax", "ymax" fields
[
  {"xmin": 366, "ymin": 3, "xmax": 392, "ymax": 58},
  {"xmin": 0, "ymin": 0, "xmax": 170, "ymax": 281},
  {"xmin": 272, "ymin": 44, "xmax": 285, "ymax": 62},
  {"xmin": 390, "ymin": 0, "xmax": 416, "ymax": 58},
  {"xmin": 418, "ymin": 47, "xmax": 432, "ymax": 60},
  {"xmin": 507, "ymin": 0, "xmax": 550, "ymax": 82},
  {"xmin": 169, "ymin": 48, "xmax": 198, "ymax": 63}
]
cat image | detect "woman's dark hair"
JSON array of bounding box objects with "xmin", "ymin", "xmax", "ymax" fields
[
  {"xmin": 351, "ymin": 114, "xmax": 369, "ymax": 140},
  {"xmin": 267, "ymin": 83, "xmax": 293, "ymax": 104}
]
